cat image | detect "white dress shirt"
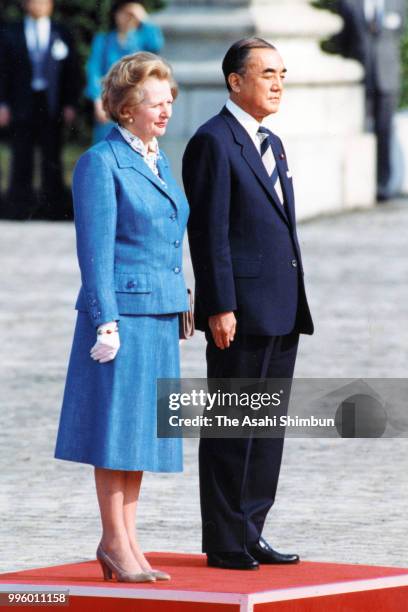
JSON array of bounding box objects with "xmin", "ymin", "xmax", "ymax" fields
[{"xmin": 24, "ymin": 16, "xmax": 51, "ymax": 91}]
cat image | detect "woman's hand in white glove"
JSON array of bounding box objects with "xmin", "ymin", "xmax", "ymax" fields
[{"xmin": 90, "ymin": 321, "xmax": 120, "ymax": 363}]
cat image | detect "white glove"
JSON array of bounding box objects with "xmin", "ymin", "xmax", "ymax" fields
[{"xmin": 90, "ymin": 321, "xmax": 120, "ymax": 363}]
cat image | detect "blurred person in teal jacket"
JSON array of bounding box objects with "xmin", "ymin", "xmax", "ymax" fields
[
  {"xmin": 85, "ymin": 1, "xmax": 163, "ymax": 143},
  {"xmin": 55, "ymin": 52, "xmax": 189, "ymax": 583}
]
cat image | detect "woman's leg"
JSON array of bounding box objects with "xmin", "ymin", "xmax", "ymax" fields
[
  {"xmin": 123, "ymin": 471, "xmax": 152, "ymax": 570},
  {"xmin": 94, "ymin": 467, "xmax": 143, "ymax": 573}
]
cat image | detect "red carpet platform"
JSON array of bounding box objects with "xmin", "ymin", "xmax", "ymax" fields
[{"xmin": 1, "ymin": 552, "xmax": 408, "ymax": 611}]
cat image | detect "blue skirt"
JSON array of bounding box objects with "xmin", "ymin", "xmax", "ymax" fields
[{"xmin": 54, "ymin": 312, "xmax": 182, "ymax": 472}]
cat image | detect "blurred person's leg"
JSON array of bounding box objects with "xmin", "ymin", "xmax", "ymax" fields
[
  {"xmin": 364, "ymin": 93, "xmax": 375, "ymax": 133},
  {"xmin": 6, "ymin": 119, "xmax": 36, "ymax": 220},
  {"xmin": 373, "ymin": 91, "xmax": 398, "ymax": 201},
  {"xmin": 35, "ymin": 92, "xmax": 69, "ymax": 220}
]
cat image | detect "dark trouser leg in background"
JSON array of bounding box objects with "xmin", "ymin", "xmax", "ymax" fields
[
  {"xmin": 371, "ymin": 91, "xmax": 398, "ymax": 200},
  {"xmin": 34, "ymin": 92, "xmax": 70, "ymax": 220},
  {"xmin": 6, "ymin": 120, "xmax": 36, "ymax": 219}
]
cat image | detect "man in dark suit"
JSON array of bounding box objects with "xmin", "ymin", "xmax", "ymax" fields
[
  {"xmin": 182, "ymin": 38, "xmax": 314, "ymax": 571},
  {"xmin": 0, "ymin": 0, "xmax": 79, "ymax": 220},
  {"xmin": 335, "ymin": 0, "xmax": 406, "ymax": 201}
]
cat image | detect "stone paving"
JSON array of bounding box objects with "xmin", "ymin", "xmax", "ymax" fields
[{"xmin": 1, "ymin": 200, "xmax": 408, "ymax": 574}]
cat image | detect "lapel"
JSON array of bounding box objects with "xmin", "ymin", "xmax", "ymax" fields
[
  {"xmin": 44, "ymin": 22, "xmax": 58, "ymax": 78},
  {"xmin": 17, "ymin": 22, "xmax": 31, "ymax": 70},
  {"xmin": 106, "ymin": 128, "xmax": 179, "ymax": 210},
  {"xmin": 220, "ymin": 107, "xmax": 290, "ymax": 227}
]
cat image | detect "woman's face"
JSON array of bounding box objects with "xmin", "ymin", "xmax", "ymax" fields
[
  {"xmin": 114, "ymin": 3, "xmax": 146, "ymax": 32},
  {"xmin": 123, "ymin": 77, "xmax": 173, "ymax": 144}
]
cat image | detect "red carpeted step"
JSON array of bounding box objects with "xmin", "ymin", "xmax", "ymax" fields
[{"xmin": 1, "ymin": 552, "xmax": 407, "ymax": 611}]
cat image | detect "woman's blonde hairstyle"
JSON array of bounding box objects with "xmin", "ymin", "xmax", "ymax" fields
[{"xmin": 102, "ymin": 52, "xmax": 178, "ymax": 123}]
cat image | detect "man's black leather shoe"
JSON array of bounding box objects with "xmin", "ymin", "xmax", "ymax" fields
[
  {"xmin": 207, "ymin": 552, "xmax": 259, "ymax": 570},
  {"xmin": 249, "ymin": 538, "xmax": 300, "ymax": 564}
]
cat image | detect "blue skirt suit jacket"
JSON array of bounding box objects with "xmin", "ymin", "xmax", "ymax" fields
[{"xmin": 54, "ymin": 128, "xmax": 189, "ymax": 471}]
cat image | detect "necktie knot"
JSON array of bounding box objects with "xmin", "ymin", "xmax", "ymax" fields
[{"xmin": 256, "ymin": 126, "xmax": 269, "ymax": 142}]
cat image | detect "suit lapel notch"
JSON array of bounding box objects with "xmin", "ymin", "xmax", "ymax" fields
[{"xmin": 108, "ymin": 131, "xmax": 178, "ymax": 209}]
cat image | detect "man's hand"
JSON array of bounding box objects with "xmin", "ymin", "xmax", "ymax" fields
[
  {"xmin": 209, "ymin": 311, "xmax": 236, "ymax": 350},
  {"xmin": 126, "ymin": 3, "xmax": 147, "ymax": 26},
  {"xmin": 0, "ymin": 105, "xmax": 11, "ymax": 128}
]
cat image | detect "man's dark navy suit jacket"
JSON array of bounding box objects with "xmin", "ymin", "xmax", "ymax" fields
[
  {"xmin": 0, "ymin": 21, "xmax": 79, "ymax": 120},
  {"xmin": 182, "ymin": 106, "xmax": 314, "ymax": 337}
]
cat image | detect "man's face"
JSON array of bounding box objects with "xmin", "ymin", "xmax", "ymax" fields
[
  {"xmin": 25, "ymin": 0, "xmax": 54, "ymax": 19},
  {"xmin": 230, "ymin": 48, "xmax": 287, "ymax": 121}
]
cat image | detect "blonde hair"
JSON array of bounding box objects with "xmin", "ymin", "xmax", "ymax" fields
[{"xmin": 102, "ymin": 52, "xmax": 178, "ymax": 123}]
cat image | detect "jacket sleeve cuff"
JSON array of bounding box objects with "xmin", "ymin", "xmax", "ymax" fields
[{"xmin": 86, "ymin": 293, "xmax": 120, "ymax": 328}]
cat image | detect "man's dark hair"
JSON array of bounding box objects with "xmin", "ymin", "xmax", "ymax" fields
[{"xmin": 222, "ymin": 37, "xmax": 276, "ymax": 91}]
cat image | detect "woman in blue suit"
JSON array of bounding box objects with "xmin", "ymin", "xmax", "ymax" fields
[
  {"xmin": 55, "ymin": 52, "xmax": 189, "ymax": 583},
  {"xmin": 85, "ymin": 1, "xmax": 163, "ymax": 143}
]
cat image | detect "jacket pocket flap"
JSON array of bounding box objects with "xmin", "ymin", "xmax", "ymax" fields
[
  {"xmin": 232, "ymin": 258, "xmax": 262, "ymax": 278},
  {"xmin": 114, "ymin": 272, "xmax": 152, "ymax": 293}
]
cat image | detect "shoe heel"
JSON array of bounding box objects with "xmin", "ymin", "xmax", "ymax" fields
[{"xmin": 98, "ymin": 558, "xmax": 113, "ymax": 581}]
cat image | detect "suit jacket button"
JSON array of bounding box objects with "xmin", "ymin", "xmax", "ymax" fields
[
  {"xmin": 174, "ymin": 240, "xmax": 180, "ymax": 248},
  {"xmin": 173, "ymin": 267, "xmax": 180, "ymax": 274},
  {"xmin": 170, "ymin": 213, "xmax": 177, "ymax": 221},
  {"xmin": 291, "ymin": 259, "xmax": 298, "ymax": 268},
  {"xmin": 126, "ymin": 280, "xmax": 136, "ymax": 288}
]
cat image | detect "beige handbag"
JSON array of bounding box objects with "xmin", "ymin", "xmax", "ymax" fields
[{"xmin": 179, "ymin": 289, "xmax": 195, "ymax": 339}]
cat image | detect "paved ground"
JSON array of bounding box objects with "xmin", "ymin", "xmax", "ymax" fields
[{"xmin": 1, "ymin": 200, "xmax": 408, "ymax": 574}]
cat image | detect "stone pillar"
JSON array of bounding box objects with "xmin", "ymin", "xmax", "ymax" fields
[{"xmin": 153, "ymin": 0, "xmax": 376, "ymax": 217}]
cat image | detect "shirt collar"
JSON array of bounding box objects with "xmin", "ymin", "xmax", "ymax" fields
[
  {"xmin": 225, "ymin": 98, "xmax": 262, "ymax": 142},
  {"xmin": 116, "ymin": 124, "xmax": 159, "ymax": 158}
]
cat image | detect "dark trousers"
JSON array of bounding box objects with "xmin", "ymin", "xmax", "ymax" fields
[
  {"xmin": 367, "ymin": 91, "xmax": 398, "ymax": 198},
  {"xmin": 6, "ymin": 91, "xmax": 67, "ymax": 219},
  {"xmin": 200, "ymin": 330, "xmax": 299, "ymax": 553}
]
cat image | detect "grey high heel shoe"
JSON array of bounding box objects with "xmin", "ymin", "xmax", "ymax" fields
[
  {"xmin": 149, "ymin": 569, "xmax": 171, "ymax": 581},
  {"xmin": 96, "ymin": 545, "xmax": 156, "ymax": 583}
]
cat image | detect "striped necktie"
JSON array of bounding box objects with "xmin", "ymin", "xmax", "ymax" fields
[{"xmin": 257, "ymin": 127, "xmax": 284, "ymax": 206}]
